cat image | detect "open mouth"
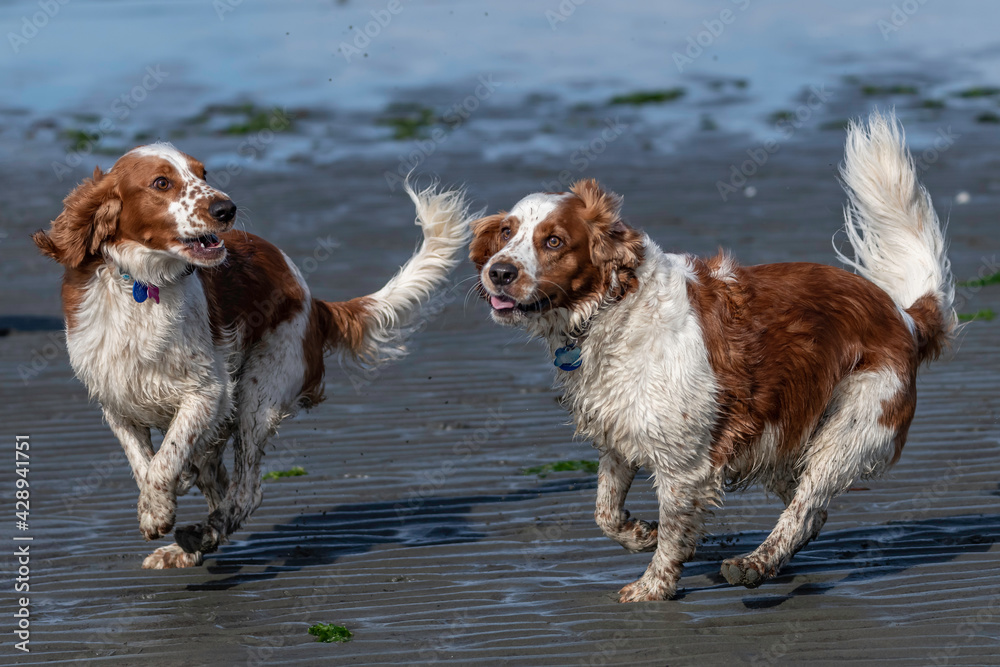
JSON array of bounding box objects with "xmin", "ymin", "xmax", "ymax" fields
[
  {"xmin": 488, "ymin": 292, "xmax": 551, "ymax": 314},
  {"xmin": 180, "ymin": 233, "xmax": 226, "ymax": 261}
]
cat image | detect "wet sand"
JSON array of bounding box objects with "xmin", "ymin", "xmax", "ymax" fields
[{"xmin": 2, "ymin": 86, "xmax": 1000, "ymax": 665}]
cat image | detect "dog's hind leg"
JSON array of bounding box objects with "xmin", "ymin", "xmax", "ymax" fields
[
  {"xmin": 172, "ymin": 404, "xmax": 275, "ymax": 557},
  {"xmin": 142, "ymin": 435, "xmax": 231, "ymax": 569},
  {"xmin": 194, "ymin": 435, "xmax": 231, "ymax": 514},
  {"xmin": 594, "ymin": 448, "xmax": 658, "ymax": 552},
  {"xmin": 173, "ymin": 316, "xmax": 307, "ymax": 557},
  {"xmin": 721, "ymin": 368, "xmax": 910, "ymax": 588}
]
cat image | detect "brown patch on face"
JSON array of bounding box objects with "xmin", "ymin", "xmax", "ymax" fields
[
  {"xmin": 687, "ymin": 257, "xmax": 920, "ymax": 468},
  {"xmin": 469, "ymin": 180, "xmax": 644, "ymax": 315},
  {"xmin": 103, "ymin": 149, "xmax": 229, "ymax": 259},
  {"xmin": 522, "ymin": 181, "xmax": 644, "ymax": 309},
  {"xmin": 468, "ymin": 212, "xmax": 511, "ymax": 270}
]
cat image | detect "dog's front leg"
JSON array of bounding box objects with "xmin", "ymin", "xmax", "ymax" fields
[
  {"xmin": 104, "ymin": 410, "xmax": 154, "ymax": 485},
  {"xmin": 617, "ymin": 472, "xmax": 716, "ymax": 602},
  {"xmin": 594, "ymin": 448, "xmax": 657, "ymax": 552},
  {"xmin": 138, "ymin": 393, "xmax": 220, "ymax": 541}
]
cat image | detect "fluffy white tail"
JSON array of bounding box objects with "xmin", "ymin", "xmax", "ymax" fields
[
  {"xmin": 320, "ymin": 180, "xmax": 474, "ymax": 367},
  {"xmin": 836, "ymin": 109, "xmax": 956, "ymax": 357}
]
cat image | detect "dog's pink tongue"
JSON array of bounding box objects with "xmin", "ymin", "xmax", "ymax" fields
[{"xmin": 490, "ymin": 295, "xmax": 516, "ymax": 310}]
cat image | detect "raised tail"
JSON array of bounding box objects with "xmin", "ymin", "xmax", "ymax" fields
[
  {"xmin": 836, "ymin": 109, "xmax": 957, "ymax": 362},
  {"xmin": 319, "ymin": 180, "xmax": 474, "ymax": 367}
]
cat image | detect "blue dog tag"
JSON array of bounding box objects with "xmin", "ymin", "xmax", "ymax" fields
[
  {"xmin": 133, "ymin": 281, "xmax": 148, "ymax": 303},
  {"xmin": 554, "ymin": 345, "xmax": 582, "ymax": 371}
]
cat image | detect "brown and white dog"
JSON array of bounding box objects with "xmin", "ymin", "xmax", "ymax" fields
[
  {"xmin": 469, "ymin": 111, "xmax": 956, "ymax": 601},
  {"xmin": 33, "ymin": 143, "xmax": 473, "ymax": 568}
]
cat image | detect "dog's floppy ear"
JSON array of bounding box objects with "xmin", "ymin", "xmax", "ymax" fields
[
  {"xmin": 33, "ymin": 166, "xmax": 121, "ymax": 268},
  {"xmin": 571, "ymin": 179, "xmax": 644, "ymax": 272},
  {"xmin": 468, "ymin": 212, "xmax": 508, "ymax": 269}
]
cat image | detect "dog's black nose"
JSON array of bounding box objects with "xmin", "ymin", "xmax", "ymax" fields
[
  {"xmin": 489, "ymin": 262, "xmax": 519, "ymax": 286},
  {"xmin": 209, "ymin": 199, "xmax": 237, "ymax": 223}
]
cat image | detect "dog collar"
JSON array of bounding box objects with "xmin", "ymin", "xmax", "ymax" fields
[{"xmin": 114, "ymin": 267, "xmax": 160, "ymax": 304}]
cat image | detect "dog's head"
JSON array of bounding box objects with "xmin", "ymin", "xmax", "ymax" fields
[
  {"xmin": 469, "ymin": 179, "xmax": 645, "ymax": 328},
  {"xmin": 32, "ymin": 143, "xmax": 237, "ymax": 283}
]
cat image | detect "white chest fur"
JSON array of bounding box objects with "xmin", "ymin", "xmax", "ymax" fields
[
  {"xmin": 554, "ymin": 248, "xmax": 719, "ymax": 473},
  {"xmin": 66, "ymin": 267, "xmax": 230, "ymax": 430}
]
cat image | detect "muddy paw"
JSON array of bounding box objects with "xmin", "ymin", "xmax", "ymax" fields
[
  {"xmin": 617, "ymin": 575, "xmax": 675, "ymax": 603},
  {"xmin": 142, "ymin": 543, "xmax": 204, "ymax": 569},
  {"xmin": 720, "ymin": 556, "xmax": 773, "ymax": 588},
  {"xmin": 138, "ymin": 510, "xmax": 175, "ymax": 542},
  {"xmin": 137, "ymin": 491, "xmax": 176, "ymax": 541},
  {"xmin": 617, "ymin": 519, "xmax": 659, "ymax": 553},
  {"xmin": 175, "ymin": 522, "xmax": 223, "ymax": 554}
]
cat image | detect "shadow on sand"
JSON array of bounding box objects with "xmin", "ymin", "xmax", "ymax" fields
[
  {"xmin": 187, "ymin": 476, "xmax": 997, "ymax": 602},
  {"xmin": 187, "ymin": 476, "xmax": 598, "ymax": 591},
  {"xmin": 688, "ymin": 513, "xmax": 1000, "ymax": 606}
]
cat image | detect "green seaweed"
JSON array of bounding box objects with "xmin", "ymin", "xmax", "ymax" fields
[
  {"xmin": 957, "ymin": 272, "xmax": 1000, "ymax": 288},
  {"xmin": 63, "ymin": 129, "xmax": 100, "ymax": 151},
  {"xmin": 920, "ymin": 99, "xmax": 946, "ymax": 109},
  {"xmin": 609, "ymin": 88, "xmax": 685, "ymax": 105},
  {"xmin": 957, "ymin": 309, "xmax": 995, "ymax": 322},
  {"xmin": 769, "ymin": 110, "xmax": 795, "ymax": 124},
  {"xmin": 262, "ymin": 466, "xmax": 307, "ymax": 481},
  {"xmin": 376, "ymin": 105, "xmax": 437, "ymax": 140},
  {"xmin": 860, "ymin": 84, "xmax": 919, "ymax": 96},
  {"xmin": 955, "ymin": 86, "xmax": 1000, "ymax": 98},
  {"xmin": 308, "ymin": 623, "xmax": 353, "ymax": 643},
  {"xmin": 975, "ymin": 112, "xmax": 1000, "ymax": 124},
  {"xmin": 223, "ymin": 107, "xmax": 291, "ymax": 135},
  {"xmin": 522, "ymin": 459, "xmax": 599, "ymax": 478}
]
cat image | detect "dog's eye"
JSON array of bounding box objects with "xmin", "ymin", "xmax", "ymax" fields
[
  {"xmin": 546, "ymin": 236, "xmax": 563, "ymax": 249},
  {"xmin": 500, "ymin": 227, "xmax": 512, "ymax": 241},
  {"xmin": 152, "ymin": 177, "xmax": 171, "ymax": 191}
]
